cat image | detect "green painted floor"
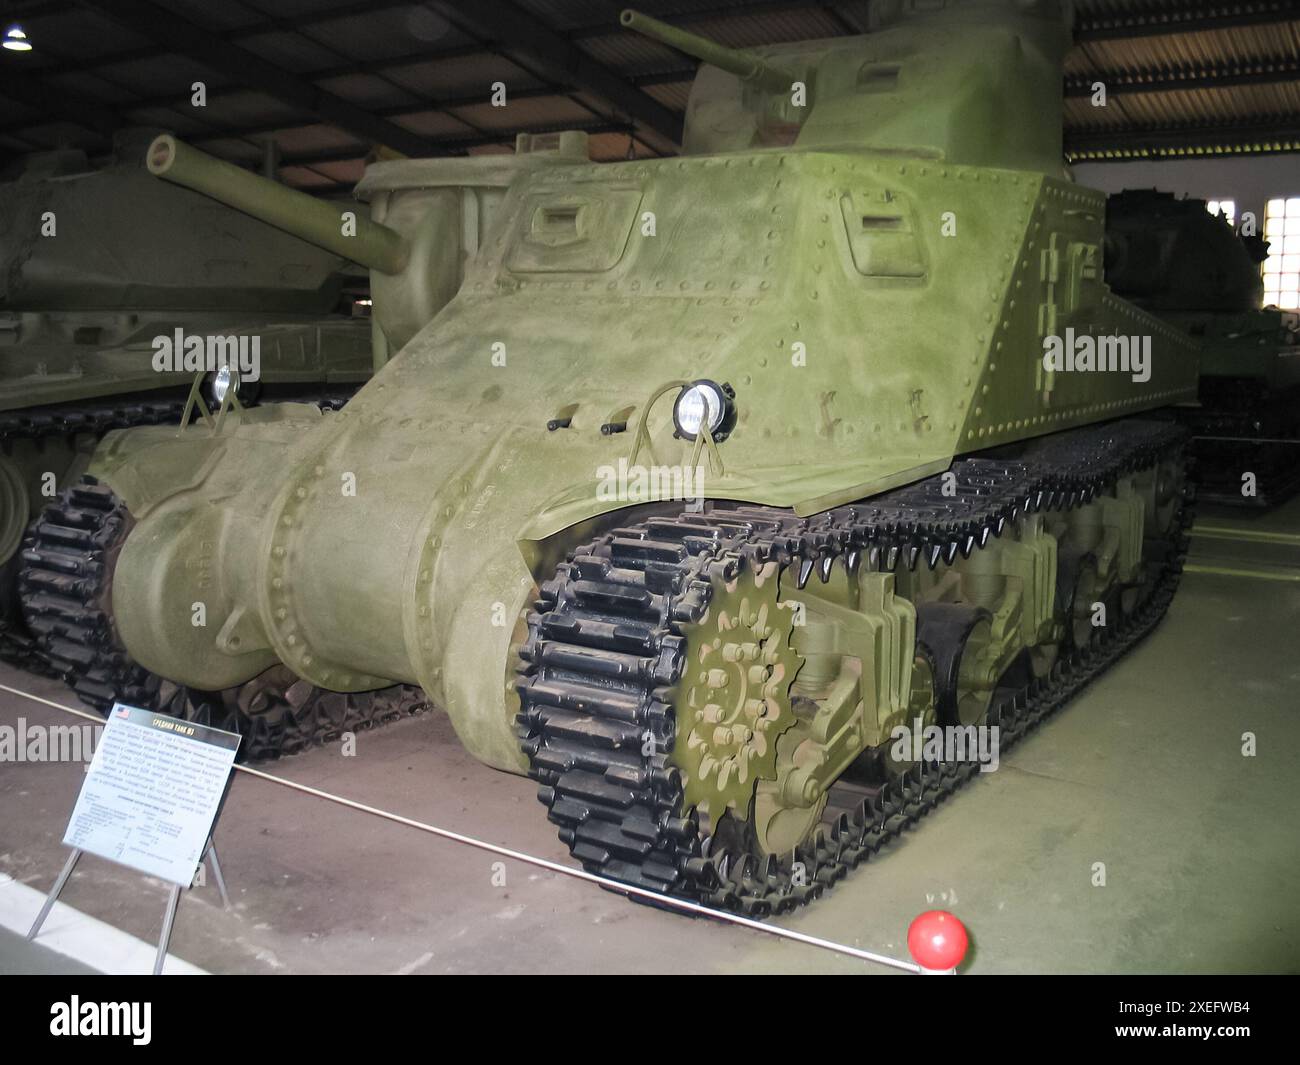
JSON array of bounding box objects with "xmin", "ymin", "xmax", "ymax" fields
[{"xmin": 1, "ymin": 496, "xmax": 1297, "ymax": 974}]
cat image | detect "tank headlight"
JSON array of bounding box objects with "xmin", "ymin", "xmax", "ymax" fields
[
  {"xmin": 672, "ymin": 379, "xmax": 735, "ymax": 442},
  {"xmin": 205, "ymin": 365, "xmax": 239, "ymax": 407}
]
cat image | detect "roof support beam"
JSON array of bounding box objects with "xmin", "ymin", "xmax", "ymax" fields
[
  {"xmin": 30, "ymin": 0, "xmax": 418, "ymax": 78},
  {"xmin": 1075, "ymin": 1, "xmax": 1300, "ymax": 41},
  {"xmin": 30, "ymin": 1, "xmax": 838, "ymax": 80},
  {"xmin": 0, "ymin": 43, "xmax": 697, "ymax": 141},
  {"xmin": 0, "ymin": 66, "xmax": 120, "ymax": 140},
  {"xmin": 37, "ymin": 66, "xmax": 693, "ymax": 150},
  {"xmin": 1066, "ymin": 121, "xmax": 1300, "ymax": 159},
  {"xmin": 31, "ymin": 2, "xmax": 1300, "ymax": 93},
  {"xmin": 72, "ymin": 0, "xmax": 437, "ymax": 158},
  {"xmin": 425, "ymin": 0, "xmax": 683, "ymax": 149},
  {"xmin": 1065, "ymin": 61, "xmax": 1300, "ymax": 96}
]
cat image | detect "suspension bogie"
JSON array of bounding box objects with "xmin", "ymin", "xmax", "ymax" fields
[{"xmin": 721, "ymin": 446, "xmax": 1174, "ymax": 847}]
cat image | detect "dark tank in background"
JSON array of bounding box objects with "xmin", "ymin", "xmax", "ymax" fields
[{"xmin": 1105, "ymin": 188, "xmax": 1300, "ymax": 507}]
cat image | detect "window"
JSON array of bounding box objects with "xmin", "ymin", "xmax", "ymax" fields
[
  {"xmin": 1207, "ymin": 198, "xmax": 1236, "ymax": 226},
  {"xmin": 1263, "ymin": 198, "xmax": 1300, "ymax": 310}
]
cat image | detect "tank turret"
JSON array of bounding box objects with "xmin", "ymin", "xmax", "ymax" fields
[{"xmin": 623, "ymin": 1, "xmax": 1070, "ymax": 171}]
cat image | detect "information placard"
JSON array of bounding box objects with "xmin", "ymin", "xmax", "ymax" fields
[{"xmin": 62, "ymin": 703, "xmax": 240, "ymax": 887}]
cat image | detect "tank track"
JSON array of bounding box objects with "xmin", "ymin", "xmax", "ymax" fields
[
  {"xmin": 0, "ymin": 395, "xmax": 187, "ymax": 445},
  {"xmin": 1185, "ymin": 379, "xmax": 1300, "ymax": 507},
  {"xmin": 0, "ymin": 389, "xmax": 355, "ymax": 675},
  {"xmin": 0, "ymin": 389, "xmax": 354, "ymax": 444},
  {"xmin": 516, "ymin": 419, "xmax": 1192, "ymax": 917},
  {"xmin": 17, "ymin": 475, "xmax": 427, "ymax": 763},
  {"xmin": 0, "ymin": 396, "xmax": 188, "ymax": 673},
  {"xmin": 0, "ymin": 561, "xmax": 57, "ymax": 678}
]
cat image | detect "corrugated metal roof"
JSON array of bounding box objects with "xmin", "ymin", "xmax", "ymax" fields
[
  {"xmin": 0, "ymin": 0, "xmax": 1296, "ymax": 187},
  {"xmin": 235, "ymin": 30, "xmax": 348, "ymax": 74},
  {"xmin": 312, "ymin": 73, "xmax": 421, "ymax": 111},
  {"xmin": 17, "ymin": 5, "xmax": 147, "ymax": 60},
  {"xmin": 390, "ymin": 110, "xmax": 485, "ymax": 138},
  {"xmin": 515, "ymin": 0, "xmax": 634, "ymax": 32},
  {"xmin": 1072, "ymin": 23, "xmax": 1300, "ymax": 75},
  {"xmin": 574, "ymin": 29, "xmax": 688, "ymax": 73},
  {"xmin": 452, "ymin": 94, "xmax": 597, "ymax": 132},
  {"xmin": 641, "ymin": 80, "xmax": 692, "ymax": 111},
  {"xmin": 381, "ymin": 53, "xmax": 543, "ymax": 98}
]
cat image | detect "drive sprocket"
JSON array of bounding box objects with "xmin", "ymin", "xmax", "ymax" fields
[{"xmin": 673, "ymin": 558, "xmax": 802, "ymax": 819}]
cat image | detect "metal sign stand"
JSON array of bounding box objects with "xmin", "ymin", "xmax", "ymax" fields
[{"xmin": 26, "ymin": 836, "xmax": 230, "ymax": 975}]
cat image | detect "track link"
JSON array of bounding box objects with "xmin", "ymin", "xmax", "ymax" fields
[{"xmin": 516, "ymin": 419, "xmax": 1193, "ymax": 917}]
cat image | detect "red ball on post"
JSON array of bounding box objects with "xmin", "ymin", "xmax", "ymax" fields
[{"xmin": 907, "ymin": 910, "xmax": 968, "ymax": 973}]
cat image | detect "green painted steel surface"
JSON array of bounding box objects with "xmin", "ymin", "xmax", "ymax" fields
[
  {"xmin": 86, "ymin": 1, "xmax": 1199, "ymax": 773},
  {"xmin": 146, "ymin": 134, "xmax": 409, "ymax": 276}
]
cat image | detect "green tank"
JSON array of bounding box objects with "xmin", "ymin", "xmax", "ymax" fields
[
  {"xmin": 0, "ymin": 130, "xmax": 377, "ymax": 669},
  {"xmin": 21, "ymin": 2, "xmax": 1198, "ymax": 914},
  {"xmin": 1105, "ymin": 188, "xmax": 1300, "ymax": 506}
]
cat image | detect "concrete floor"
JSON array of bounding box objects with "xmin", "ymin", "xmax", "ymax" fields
[
  {"xmin": 0, "ymin": 927, "xmax": 96, "ymax": 975},
  {"xmin": 1, "ymin": 497, "xmax": 1297, "ymax": 974}
]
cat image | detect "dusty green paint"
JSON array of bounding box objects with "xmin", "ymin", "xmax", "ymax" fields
[
  {"xmin": 668, "ymin": 1, "xmax": 1070, "ymax": 176},
  {"xmin": 89, "ymin": 1, "xmax": 1198, "ymax": 773},
  {"xmin": 0, "ymin": 321, "xmax": 371, "ymax": 411},
  {"xmin": 146, "ymin": 134, "xmax": 409, "ymax": 277}
]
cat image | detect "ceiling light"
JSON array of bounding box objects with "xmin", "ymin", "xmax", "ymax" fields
[{"xmin": 3, "ymin": 26, "xmax": 32, "ymax": 52}]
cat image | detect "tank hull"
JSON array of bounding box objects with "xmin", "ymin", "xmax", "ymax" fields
[{"xmin": 88, "ymin": 147, "xmax": 1196, "ymax": 770}]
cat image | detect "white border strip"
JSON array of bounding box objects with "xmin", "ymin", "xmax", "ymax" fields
[
  {"xmin": 0, "ymin": 874, "xmax": 206, "ymax": 975},
  {"xmin": 0, "ymin": 681, "xmax": 922, "ymax": 974}
]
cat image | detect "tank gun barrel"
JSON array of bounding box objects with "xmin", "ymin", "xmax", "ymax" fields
[
  {"xmin": 146, "ymin": 134, "xmax": 409, "ymax": 275},
  {"xmin": 620, "ymin": 9, "xmax": 796, "ymax": 94}
]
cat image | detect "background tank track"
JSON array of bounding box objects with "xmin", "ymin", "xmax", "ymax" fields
[
  {"xmin": 1184, "ymin": 379, "xmax": 1300, "ymax": 507},
  {"xmin": 0, "ymin": 388, "xmax": 354, "ymax": 447},
  {"xmin": 0, "ymin": 389, "xmax": 355, "ymax": 677},
  {"xmin": 0, "ymin": 395, "xmax": 186, "ymax": 674},
  {"xmin": 516, "ymin": 419, "xmax": 1192, "ymax": 917},
  {"xmin": 17, "ymin": 474, "xmax": 426, "ymax": 762}
]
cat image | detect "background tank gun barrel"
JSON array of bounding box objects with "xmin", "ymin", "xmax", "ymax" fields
[
  {"xmin": 146, "ymin": 134, "xmax": 409, "ymax": 275},
  {"xmin": 620, "ymin": 9, "xmax": 796, "ymax": 94}
]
